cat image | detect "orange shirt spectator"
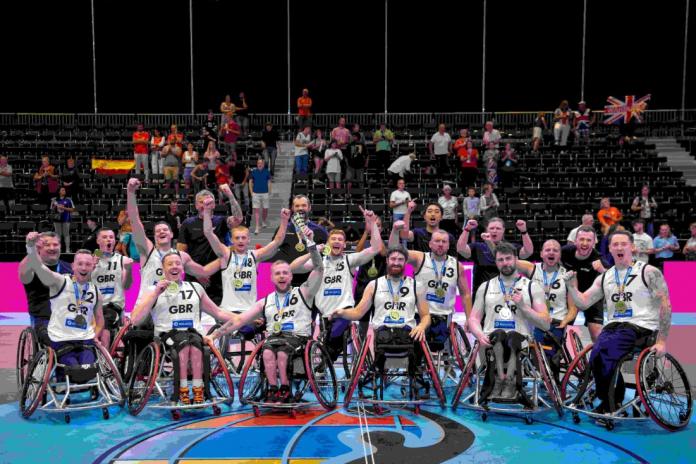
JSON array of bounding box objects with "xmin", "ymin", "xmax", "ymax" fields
[
  {"xmin": 297, "ymin": 89, "xmax": 312, "ymax": 117},
  {"xmin": 215, "ymin": 160, "xmax": 231, "ymax": 186},
  {"xmin": 597, "ymin": 197, "xmax": 622, "ymax": 234},
  {"xmin": 167, "ymin": 124, "xmax": 184, "ymax": 148}
]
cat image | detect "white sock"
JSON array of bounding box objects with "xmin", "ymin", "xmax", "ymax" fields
[
  {"xmin": 180, "ymin": 380, "xmax": 188, "ymax": 389},
  {"xmin": 192, "ymin": 379, "xmax": 204, "ymax": 388}
]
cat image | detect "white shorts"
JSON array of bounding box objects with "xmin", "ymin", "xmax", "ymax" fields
[
  {"xmin": 252, "ymin": 192, "xmax": 269, "ymax": 209},
  {"xmin": 532, "ymin": 127, "xmax": 543, "ymax": 139}
]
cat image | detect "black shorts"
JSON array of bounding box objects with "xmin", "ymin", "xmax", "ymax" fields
[
  {"xmin": 425, "ymin": 315, "xmax": 450, "ymax": 350},
  {"xmin": 264, "ymin": 333, "xmax": 308, "ymax": 356},
  {"xmin": 584, "ymin": 304, "xmax": 605, "ymax": 326},
  {"xmin": 102, "ymin": 304, "xmax": 123, "ymax": 331},
  {"xmin": 160, "ymin": 328, "xmax": 204, "ymax": 352}
]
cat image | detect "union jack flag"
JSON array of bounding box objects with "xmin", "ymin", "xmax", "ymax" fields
[{"xmin": 604, "ymin": 94, "xmax": 651, "ymax": 124}]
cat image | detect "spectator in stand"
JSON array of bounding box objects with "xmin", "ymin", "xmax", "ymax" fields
[
  {"xmin": 132, "ymin": 123, "xmax": 150, "ymax": 182},
  {"xmin": 429, "ymin": 123, "xmax": 452, "ymax": 175},
  {"xmin": 80, "ymin": 216, "xmax": 100, "ymax": 252},
  {"xmin": 373, "ymin": 122, "xmax": 394, "ymax": 175},
  {"xmin": 482, "ymin": 121, "xmax": 501, "ymax": 147},
  {"xmin": 438, "ymin": 184, "xmax": 458, "ymax": 237},
  {"xmin": 597, "ymin": 197, "xmax": 622, "ymax": 235},
  {"xmin": 220, "ymin": 114, "xmax": 241, "ymax": 155},
  {"xmin": 652, "ymin": 223, "xmax": 680, "ymax": 270},
  {"xmin": 479, "ymin": 182, "xmax": 499, "ymax": 222},
  {"xmin": 261, "ymin": 122, "xmax": 279, "ymax": 178},
  {"xmin": 398, "ymin": 201, "xmax": 458, "ymax": 256},
  {"xmin": 574, "ymin": 101, "xmax": 594, "ymax": 145},
  {"xmin": 499, "ymin": 143, "xmax": 518, "ymax": 188},
  {"xmin": 150, "ymin": 128, "xmax": 165, "ymax": 177},
  {"xmin": 115, "ymin": 209, "xmax": 135, "ymax": 258},
  {"xmin": 161, "ymin": 138, "xmax": 182, "ymax": 199},
  {"xmin": 463, "ymin": 187, "xmax": 481, "ymax": 241},
  {"xmin": 297, "ymin": 88, "xmax": 313, "ymax": 128},
  {"xmin": 230, "ymin": 156, "xmax": 249, "ymax": 210},
  {"xmin": 553, "ymin": 100, "xmax": 572, "ymax": 147},
  {"xmin": 233, "ymin": 92, "xmax": 249, "ymax": 136},
  {"xmin": 330, "ymin": 117, "xmax": 352, "ymax": 152},
  {"xmin": 483, "ymin": 142, "xmax": 500, "ymax": 186},
  {"xmin": 182, "ymin": 142, "xmax": 199, "ymax": 194},
  {"xmin": 456, "ymin": 139, "xmax": 479, "ymax": 188},
  {"xmin": 532, "ymin": 112, "xmax": 547, "ymax": 152},
  {"xmin": 204, "ymin": 141, "xmax": 221, "ymax": 188},
  {"xmin": 249, "ymin": 158, "xmax": 272, "ymax": 235},
  {"xmin": 0, "ymin": 154, "xmax": 14, "ymax": 211},
  {"xmin": 60, "ymin": 157, "xmax": 81, "ymax": 199},
  {"xmin": 167, "ymin": 123, "xmax": 184, "ymax": 148},
  {"xmin": 117, "ymin": 209, "xmax": 132, "ymax": 235},
  {"xmin": 324, "ymin": 140, "xmax": 343, "ymax": 192},
  {"xmin": 34, "ymin": 156, "xmax": 59, "ymax": 206},
  {"xmin": 346, "ymin": 132, "xmax": 368, "ymax": 193},
  {"xmin": 309, "ymin": 128, "xmax": 327, "ymax": 184},
  {"xmin": 632, "ymin": 219, "xmax": 654, "ymax": 264},
  {"xmin": 294, "ymin": 125, "xmax": 312, "ymax": 177},
  {"xmin": 220, "ymin": 94, "xmax": 235, "ymax": 116},
  {"xmin": 683, "ymin": 222, "xmax": 696, "ymax": 261},
  {"xmin": 387, "ymin": 152, "xmax": 416, "ymax": 185},
  {"xmin": 631, "ymin": 184, "xmax": 658, "ymax": 237},
  {"xmin": 201, "ymin": 110, "xmax": 218, "ymax": 151},
  {"xmin": 567, "ymin": 214, "xmax": 595, "ymax": 244},
  {"xmin": 50, "ymin": 187, "xmax": 75, "ymax": 253},
  {"xmin": 351, "ymin": 123, "xmax": 365, "ymax": 143},
  {"xmin": 389, "ymin": 179, "xmax": 412, "ymax": 222},
  {"xmin": 191, "ymin": 160, "xmax": 208, "ymax": 194},
  {"xmin": 164, "ymin": 200, "xmax": 184, "ymax": 241},
  {"xmin": 215, "ymin": 157, "xmax": 233, "ymax": 205}
]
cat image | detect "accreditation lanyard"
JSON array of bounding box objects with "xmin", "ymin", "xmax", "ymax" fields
[
  {"xmin": 387, "ymin": 278, "xmax": 405, "ymax": 305},
  {"xmin": 498, "ymin": 276, "xmax": 521, "ymax": 307},
  {"xmin": 542, "ymin": 268, "xmax": 559, "ymax": 298}
]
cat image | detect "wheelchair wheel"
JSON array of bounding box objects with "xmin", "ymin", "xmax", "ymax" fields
[
  {"xmin": 450, "ymin": 323, "xmax": 471, "ymax": 370},
  {"xmin": 206, "ymin": 338, "xmax": 235, "ymax": 404},
  {"xmin": 127, "ymin": 342, "xmax": 160, "ymax": 416},
  {"xmin": 20, "ymin": 348, "xmax": 53, "ymax": 418},
  {"xmin": 16, "ymin": 327, "xmax": 38, "ymax": 391},
  {"xmin": 109, "ymin": 319, "xmax": 133, "ymax": 383},
  {"xmin": 95, "ymin": 341, "xmax": 126, "ymax": 407},
  {"xmin": 343, "ymin": 333, "xmax": 372, "ymax": 408},
  {"xmin": 341, "ymin": 327, "xmax": 357, "ymax": 380},
  {"xmin": 635, "ymin": 349, "xmax": 693, "ymax": 431},
  {"xmin": 451, "ymin": 342, "xmax": 479, "ymax": 408},
  {"xmin": 532, "ymin": 343, "xmax": 563, "ymax": 417},
  {"xmin": 420, "ymin": 340, "xmax": 446, "ymax": 407},
  {"xmin": 560, "ymin": 343, "xmax": 594, "ymax": 405},
  {"xmin": 306, "ymin": 340, "xmax": 338, "ymax": 410},
  {"xmin": 238, "ymin": 340, "xmax": 265, "ymax": 405},
  {"xmin": 570, "ymin": 331, "xmax": 587, "ymax": 375}
]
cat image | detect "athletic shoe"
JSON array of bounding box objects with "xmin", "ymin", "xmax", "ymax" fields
[
  {"xmin": 178, "ymin": 387, "xmax": 191, "ymax": 405},
  {"xmin": 192, "ymin": 386, "xmax": 205, "ymax": 404},
  {"xmin": 264, "ymin": 386, "xmax": 278, "ymax": 402},
  {"xmin": 262, "ymin": 222, "xmax": 268, "ymax": 229},
  {"xmin": 276, "ymin": 385, "xmax": 292, "ymax": 403}
]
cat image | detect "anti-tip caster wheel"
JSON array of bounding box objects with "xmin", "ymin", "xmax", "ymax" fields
[
  {"xmin": 102, "ymin": 408, "xmax": 110, "ymax": 420},
  {"xmin": 253, "ymin": 406, "xmax": 260, "ymax": 417},
  {"xmin": 572, "ymin": 414, "xmax": 581, "ymax": 424},
  {"xmin": 64, "ymin": 414, "xmax": 71, "ymax": 424},
  {"xmin": 605, "ymin": 420, "xmax": 615, "ymax": 431},
  {"xmin": 525, "ymin": 416, "xmax": 533, "ymax": 425},
  {"xmin": 212, "ymin": 405, "xmax": 221, "ymax": 416},
  {"xmin": 481, "ymin": 412, "xmax": 488, "ymax": 422},
  {"xmin": 171, "ymin": 410, "xmax": 181, "ymax": 421},
  {"xmin": 414, "ymin": 405, "xmax": 421, "ymax": 415},
  {"xmin": 289, "ymin": 408, "xmax": 297, "ymax": 419}
]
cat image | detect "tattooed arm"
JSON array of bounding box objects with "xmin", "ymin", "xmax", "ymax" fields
[{"xmin": 646, "ymin": 265, "xmax": 672, "ymax": 356}]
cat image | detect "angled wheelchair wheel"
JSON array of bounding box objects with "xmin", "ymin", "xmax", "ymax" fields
[
  {"xmin": 95, "ymin": 341, "xmax": 126, "ymax": 407},
  {"xmin": 635, "ymin": 349, "xmax": 693, "ymax": 431},
  {"xmin": 532, "ymin": 342, "xmax": 563, "ymax": 417},
  {"xmin": 451, "ymin": 342, "xmax": 479, "ymax": 408},
  {"xmin": 20, "ymin": 348, "xmax": 54, "ymax": 418},
  {"xmin": 238, "ymin": 339, "xmax": 265, "ymax": 405},
  {"xmin": 306, "ymin": 340, "xmax": 338, "ymax": 410},
  {"xmin": 341, "ymin": 326, "xmax": 358, "ymax": 381},
  {"xmin": 570, "ymin": 331, "xmax": 588, "ymax": 375},
  {"xmin": 16, "ymin": 327, "xmax": 39, "ymax": 392},
  {"xmin": 343, "ymin": 333, "xmax": 372, "ymax": 408},
  {"xmin": 420, "ymin": 339, "xmax": 446, "ymax": 407},
  {"xmin": 109, "ymin": 318, "xmax": 134, "ymax": 383},
  {"xmin": 560, "ymin": 343, "xmax": 594, "ymax": 404},
  {"xmin": 206, "ymin": 338, "xmax": 235, "ymax": 404},
  {"xmin": 127, "ymin": 342, "xmax": 160, "ymax": 416},
  {"xmin": 450, "ymin": 323, "xmax": 471, "ymax": 371}
]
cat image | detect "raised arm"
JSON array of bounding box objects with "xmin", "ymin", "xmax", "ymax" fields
[
  {"xmin": 181, "ymin": 251, "xmax": 208, "ymax": 278},
  {"xmin": 122, "ymin": 256, "xmax": 134, "ymax": 290},
  {"xmin": 24, "ymin": 233, "xmax": 65, "ymax": 290},
  {"xmin": 645, "ymin": 265, "xmax": 672, "ymax": 356},
  {"xmin": 289, "ymin": 252, "xmax": 313, "ymax": 274},
  {"xmin": 349, "ymin": 209, "xmax": 384, "ymax": 267},
  {"xmin": 202, "ymin": 199, "xmax": 229, "ymax": 260},
  {"xmin": 299, "ymin": 243, "xmax": 325, "ymax": 301},
  {"xmin": 457, "ymin": 219, "xmax": 477, "ymax": 259},
  {"xmin": 516, "ymin": 220, "xmax": 533, "ymax": 259},
  {"xmin": 400, "ymin": 201, "xmax": 416, "ymax": 241},
  {"xmin": 219, "ymin": 183, "xmax": 243, "ymax": 227},
  {"xmin": 126, "ymin": 178, "xmax": 152, "ymax": 257},
  {"xmin": 565, "ymin": 273, "xmax": 605, "ymax": 310},
  {"xmin": 255, "ymin": 208, "xmax": 292, "ymax": 262}
]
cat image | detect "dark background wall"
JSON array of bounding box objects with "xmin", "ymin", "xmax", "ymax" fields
[{"xmin": 0, "ymin": 0, "xmax": 691, "ymax": 114}]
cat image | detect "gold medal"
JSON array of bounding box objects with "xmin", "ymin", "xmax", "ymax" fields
[
  {"xmin": 273, "ymin": 322, "xmax": 282, "ymax": 333},
  {"xmin": 234, "ymin": 279, "xmax": 243, "ymax": 289},
  {"xmin": 390, "ymin": 310, "xmax": 400, "ymax": 321},
  {"xmin": 435, "ymin": 287, "xmax": 446, "ymax": 298},
  {"xmin": 322, "ymin": 245, "xmax": 331, "ymax": 256},
  {"xmin": 295, "ymin": 242, "xmax": 306, "ymax": 252},
  {"xmin": 367, "ymin": 266, "xmax": 378, "ymax": 278},
  {"xmin": 615, "ymin": 300, "xmax": 627, "ymax": 312},
  {"xmin": 167, "ymin": 282, "xmax": 179, "ymax": 295}
]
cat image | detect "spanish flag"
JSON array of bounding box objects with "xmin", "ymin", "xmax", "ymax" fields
[{"xmin": 91, "ymin": 159, "xmax": 135, "ymax": 175}]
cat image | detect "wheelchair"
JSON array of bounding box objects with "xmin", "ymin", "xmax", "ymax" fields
[
  {"xmin": 126, "ymin": 334, "xmax": 235, "ymax": 420},
  {"xmin": 451, "ymin": 335, "xmax": 564, "ymax": 424},
  {"xmin": 560, "ymin": 336, "xmax": 692, "ymax": 431},
  {"xmin": 206, "ymin": 320, "xmax": 264, "ymax": 377},
  {"xmin": 425, "ymin": 316, "xmax": 472, "ymax": 394},
  {"xmin": 237, "ymin": 334, "xmax": 338, "ymax": 418},
  {"xmin": 20, "ymin": 340, "xmax": 126, "ymax": 423},
  {"xmin": 16, "ymin": 326, "xmax": 43, "ymax": 392},
  {"xmin": 313, "ymin": 316, "xmax": 362, "ymax": 391},
  {"xmin": 342, "ymin": 328, "xmax": 446, "ymax": 415},
  {"xmin": 109, "ymin": 317, "xmax": 156, "ymax": 386},
  {"xmin": 534, "ymin": 325, "xmax": 586, "ymax": 385}
]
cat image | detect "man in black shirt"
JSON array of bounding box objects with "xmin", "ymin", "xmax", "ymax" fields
[
  {"xmin": 201, "ymin": 110, "xmax": 218, "ymax": 151},
  {"xmin": 164, "ymin": 200, "xmax": 184, "ymax": 241},
  {"xmin": 233, "ymin": 92, "xmax": 249, "ymax": 136},
  {"xmin": 398, "ymin": 202, "xmax": 458, "ymax": 256},
  {"xmin": 18, "ymin": 231, "xmax": 73, "ymax": 344},
  {"xmin": 230, "ymin": 157, "xmax": 249, "ymax": 210},
  {"xmin": 271, "ymin": 194, "xmax": 328, "ymax": 287},
  {"xmin": 80, "ymin": 216, "xmax": 100, "ymax": 252},
  {"xmin": 346, "ymin": 132, "xmax": 368, "ymax": 194},
  {"xmin": 178, "ymin": 187, "xmax": 243, "ymax": 305},
  {"xmin": 261, "ymin": 122, "xmax": 279, "ymax": 177},
  {"xmin": 560, "ymin": 225, "xmax": 607, "ymax": 342}
]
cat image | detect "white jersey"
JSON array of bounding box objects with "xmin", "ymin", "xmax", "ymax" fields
[
  {"xmin": 602, "ymin": 261, "xmax": 658, "ymax": 331},
  {"xmin": 220, "ymin": 250, "xmax": 258, "ymax": 313},
  {"xmin": 92, "ymin": 253, "xmax": 125, "ymax": 308},
  {"xmin": 414, "ymin": 253, "xmax": 459, "ymax": 317},
  {"xmin": 530, "ymin": 263, "xmax": 569, "ymax": 322},
  {"xmin": 136, "ymin": 247, "xmax": 179, "ymax": 306},
  {"xmin": 481, "ymin": 276, "xmax": 536, "ymax": 337},
  {"xmin": 150, "ymin": 281, "xmax": 205, "ymax": 336},
  {"xmin": 263, "ymin": 287, "xmax": 313, "ymax": 337},
  {"xmin": 372, "ymin": 276, "xmax": 418, "ymax": 329},
  {"xmin": 314, "ymin": 255, "xmax": 356, "ymax": 316},
  {"xmin": 48, "ymin": 276, "xmax": 99, "ymax": 342}
]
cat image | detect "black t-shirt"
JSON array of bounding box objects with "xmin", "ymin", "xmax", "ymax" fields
[
  {"xmin": 202, "ymin": 120, "xmax": 218, "ymax": 139},
  {"xmin": 179, "ymin": 215, "xmax": 229, "ymax": 302},
  {"xmin": 270, "ymin": 221, "xmax": 328, "ymax": 287},
  {"xmin": 234, "ymin": 97, "xmax": 248, "ymax": 116},
  {"xmin": 164, "ymin": 212, "xmax": 184, "ymax": 239},
  {"xmin": 346, "ymin": 142, "xmax": 367, "ymax": 169},
  {"xmin": 561, "ymin": 245, "xmax": 606, "ymax": 314},
  {"xmin": 354, "ymin": 252, "xmax": 387, "ymax": 301},
  {"xmin": 411, "ymin": 228, "xmax": 458, "ymax": 257},
  {"xmin": 469, "ymin": 241, "xmax": 523, "ymax": 296},
  {"xmin": 231, "ymin": 162, "xmax": 247, "ymax": 185},
  {"xmin": 81, "ymin": 229, "xmax": 98, "ymax": 252},
  {"xmin": 261, "ymin": 128, "xmax": 279, "ymax": 147},
  {"xmin": 24, "ymin": 260, "xmax": 73, "ymax": 319}
]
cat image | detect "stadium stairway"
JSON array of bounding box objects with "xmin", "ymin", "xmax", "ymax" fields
[
  {"xmin": 649, "ymin": 137, "xmax": 696, "ymax": 186},
  {"xmin": 249, "ymin": 141, "xmax": 295, "ymax": 247}
]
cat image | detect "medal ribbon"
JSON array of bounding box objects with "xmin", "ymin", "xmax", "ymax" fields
[
  {"xmin": 72, "ymin": 279, "xmax": 89, "ymax": 306},
  {"xmin": 498, "ymin": 276, "xmax": 521, "ymax": 307},
  {"xmin": 614, "ymin": 264, "xmax": 633, "ymax": 295},
  {"xmin": 542, "ymin": 267, "xmax": 559, "ymax": 299},
  {"xmin": 430, "ymin": 253, "xmax": 448, "ymax": 291},
  {"xmin": 274, "ymin": 291, "xmax": 291, "ymax": 323},
  {"xmin": 387, "ymin": 277, "xmax": 404, "ymax": 305}
]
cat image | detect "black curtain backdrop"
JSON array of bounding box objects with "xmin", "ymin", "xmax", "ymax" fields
[{"xmin": 0, "ymin": 0, "xmax": 693, "ymax": 113}]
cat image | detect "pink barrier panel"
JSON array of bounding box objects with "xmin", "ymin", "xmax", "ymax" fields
[{"xmin": 14, "ymin": 261, "xmax": 696, "ymax": 312}]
